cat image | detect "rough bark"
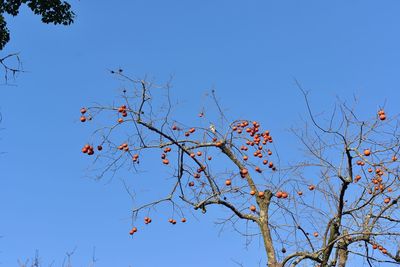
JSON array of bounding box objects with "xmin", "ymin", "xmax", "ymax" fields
[
  {"xmin": 336, "ymin": 243, "xmax": 348, "ymax": 267},
  {"xmin": 258, "ymin": 191, "xmax": 281, "ymax": 267}
]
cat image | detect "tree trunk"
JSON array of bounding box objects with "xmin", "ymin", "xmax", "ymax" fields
[
  {"xmin": 336, "ymin": 244, "xmax": 348, "ymax": 267},
  {"xmin": 258, "ymin": 191, "xmax": 281, "ymax": 267}
]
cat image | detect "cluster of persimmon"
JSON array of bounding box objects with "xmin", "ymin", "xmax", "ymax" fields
[
  {"xmin": 129, "ymin": 217, "xmax": 187, "ymax": 235},
  {"xmin": 81, "ymin": 144, "xmax": 102, "ymax": 155},
  {"xmin": 171, "ymin": 124, "xmax": 195, "ymax": 136},
  {"xmin": 116, "ymin": 105, "xmax": 128, "ymax": 123},
  {"xmin": 168, "ymin": 218, "xmax": 187, "ymax": 224},
  {"xmin": 372, "ymin": 243, "xmax": 388, "ymax": 254},
  {"xmin": 118, "ymin": 105, "xmax": 128, "ymax": 116},
  {"xmin": 184, "ymin": 127, "xmax": 196, "ymax": 137},
  {"xmin": 249, "ymin": 190, "xmax": 266, "ymax": 198},
  {"xmin": 192, "ymin": 165, "xmax": 206, "ymax": 179},
  {"xmin": 161, "ymin": 146, "xmax": 172, "ymax": 165},
  {"xmin": 356, "ymin": 160, "xmax": 366, "ymax": 166},
  {"xmin": 234, "ymin": 121, "xmax": 276, "ymax": 175},
  {"xmin": 378, "ymin": 109, "xmax": 386, "ymax": 121},
  {"xmin": 129, "ymin": 227, "xmax": 138, "ymax": 235},
  {"xmin": 354, "ymin": 149, "xmax": 394, "ymax": 204},
  {"xmin": 168, "ymin": 218, "xmax": 177, "ymax": 224},
  {"xmin": 132, "ymin": 154, "xmax": 139, "ymax": 162},
  {"xmin": 79, "ymin": 107, "xmax": 90, "ymax": 122},
  {"xmin": 118, "ymin": 143, "xmax": 129, "ymax": 151},
  {"xmin": 275, "ymin": 191, "xmax": 289, "ymax": 199},
  {"xmin": 144, "ymin": 217, "xmax": 152, "ymax": 224},
  {"xmin": 369, "ymin": 168, "xmax": 392, "ymax": 204},
  {"xmin": 189, "ymin": 150, "xmax": 202, "ymax": 159}
]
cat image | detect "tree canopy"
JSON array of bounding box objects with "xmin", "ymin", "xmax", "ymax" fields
[{"xmin": 0, "ymin": 0, "xmax": 74, "ymax": 50}]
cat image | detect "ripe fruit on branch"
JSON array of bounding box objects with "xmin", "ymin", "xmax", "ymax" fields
[
  {"xmin": 275, "ymin": 191, "xmax": 283, "ymax": 198},
  {"xmin": 313, "ymin": 232, "xmax": 319, "ymax": 237},
  {"xmin": 181, "ymin": 218, "xmax": 187, "ymax": 223},
  {"xmin": 384, "ymin": 197, "xmax": 391, "ymax": 204},
  {"xmin": 378, "ymin": 109, "xmax": 386, "ymax": 121},
  {"xmin": 258, "ymin": 191, "xmax": 265, "ymax": 198},
  {"xmin": 364, "ymin": 149, "xmax": 371, "ymax": 156},
  {"xmin": 250, "ymin": 190, "xmax": 256, "ymax": 196},
  {"xmin": 250, "ymin": 205, "xmax": 256, "ymax": 212},
  {"xmin": 82, "ymin": 144, "xmax": 94, "ymax": 155},
  {"xmin": 129, "ymin": 227, "xmax": 137, "ymax": 235},
  {"xmin": 225, "ymin": 179, "xmax": 232, "ymax": 186},
  {"xmin": 80, "ymin": 116, "xmax": 86, "ymax": 122},
  {"xmin": 162, "ymin": 159, "xmax": 169, "ymax": 165},
  {"xmin": 281, "ymin": 192, "xmax": 288, "ymax": 199},
  {"xmin": 118, "ymin": 118, "xmax": 123, "ymax": 123},
  {"xmin": 118, "ymin": 105, "xmax": 126, "ymax": 111},
  {"xmin": 80, "ymin": 108, "xmax": 87, "ymax": 114},
  {"xmin": 240, "ymin": 168, "xmax": 249, "ymax": 175},
  {"xmin": 308, "ymin": 185, "xmax": 316, "ymax": 191},
  {"xmin": 82, "ymin": 144, "xmax": 90, "ymax": 153},
  {"xmin": 268, "ymin": 162, "xmax": 274, "ymax": 168}
]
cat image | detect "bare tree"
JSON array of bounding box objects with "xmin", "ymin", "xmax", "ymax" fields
[
  {"xmin": 17, "ymin": 248, "xmax": 98, "ymax": 267},
  {"xmin": 80, "ymin": 71, "xmax": 400, "ymax": 267}
]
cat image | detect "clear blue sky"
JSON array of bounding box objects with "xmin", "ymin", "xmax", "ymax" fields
[{"xmin": 1, "ymin": 1, "xmax": 400, "ymax": 266}]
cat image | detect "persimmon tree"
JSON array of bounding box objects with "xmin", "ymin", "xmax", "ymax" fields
[{"xmin": 80, "ymin": 72, "xmax": 400, "ymax": 267}]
